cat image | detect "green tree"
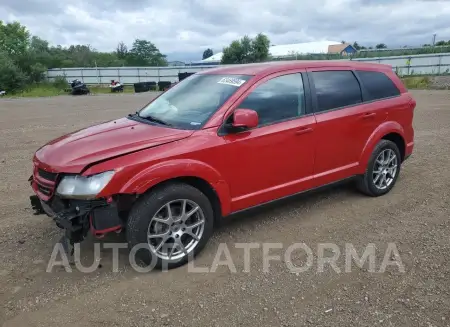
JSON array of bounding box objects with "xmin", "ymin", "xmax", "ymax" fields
[
  {"xmin": 116, "ymin": 41, "xmax": 128, "ymax": 60},
  {"xmin": 0, "ymin": 51, "xmax": 28, "ymax": 92},
  {"xmin": 251, "ymin": 33, "xmax": 270, "ymax": 62},
  {"xmin": 0, "ymin": 20, "xmax": 30, "ymax": 57},
  {"xmin": 435, "ymin": 40, "xmax": 449, "ymax": 46},
  {"xmin": 221, "ymin": 33, "xmax": 270, "ymax": 64},
  {"xmin": 375, "ymin": 43, "xmax": 387, "ymax": 49},
  {"xmin": 202, "ymin": 48, "xmax": 213, "ymax": 59},
  {"xmin": 127, "ymin": 39, "xmax": 167, "ymax": 66}
]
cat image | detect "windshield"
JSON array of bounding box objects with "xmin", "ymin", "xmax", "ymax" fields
[{"xmin": 136, "ymin": 74, "xmax": 252, "ymax": 130}]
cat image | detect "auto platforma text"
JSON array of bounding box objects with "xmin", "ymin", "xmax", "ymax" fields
[{"xmin": 46, "ymin": 242, "xmax": 405, "ymax": 274}]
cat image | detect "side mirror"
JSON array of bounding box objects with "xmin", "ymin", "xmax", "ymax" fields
[{"xmin": 232, "ymin": 108, "xmax": 258, "ymax": 129}]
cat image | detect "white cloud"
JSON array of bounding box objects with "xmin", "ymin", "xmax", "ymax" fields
[{"xmin": 1, "ymin": 0, "xmax": 450, "ymax": 61}]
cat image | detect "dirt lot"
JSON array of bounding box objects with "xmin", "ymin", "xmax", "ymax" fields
[{"xmin": 0, "ymin": 91, "xmax": 449, "ymax": 327}]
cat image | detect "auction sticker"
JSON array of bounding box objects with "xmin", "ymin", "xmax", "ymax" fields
[{"xmin": 217, "ymin": 77, "xmax": 246, "ymax": 87}]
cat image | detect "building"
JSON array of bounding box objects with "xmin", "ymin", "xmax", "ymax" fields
[
  {"xmin": 196, "ymin": 40, "xmax": 357, "ymax": 64},
  {"xmin": 327, "ymin": 43, "xmax": 357, "ymax": 56}
]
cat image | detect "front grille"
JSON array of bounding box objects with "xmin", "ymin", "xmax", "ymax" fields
[
  {"xmin": 33, "ymin": 166, "xmax": 59, "ymax": 200},
  {"xmin": 38, "ymin": 168, "xmax": 57, "ymax": 181},
  {"xmin": 38, "ymin": 184, "xmax": 52, "ymax": 196}
]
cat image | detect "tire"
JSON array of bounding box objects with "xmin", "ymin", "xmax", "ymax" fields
[
  {"xmin": 126, "ymin": 183, "xmax": 214, "ymax": 270},
  {"xmin": 356, "ymin": 139, "xmax": 402, "ymax": 197}
]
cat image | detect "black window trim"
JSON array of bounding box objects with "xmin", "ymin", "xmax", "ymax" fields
[
  {"xmin": 217, "ymin": 71, "xmax": 313, "ymax": 136},
  {"xmin": 307, "ymin": 69, "xmax": 402, "ymax": 115}
]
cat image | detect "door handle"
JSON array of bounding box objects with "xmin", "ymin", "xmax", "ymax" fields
[
  {"xmin": 362, "ymin": 112, "xmax": 376, "ymax": 119},
  {"xmin": 295, "ymin": 127, "xmax": 313, "ymax": 135}
]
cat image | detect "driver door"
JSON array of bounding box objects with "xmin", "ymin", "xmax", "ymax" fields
[{"xmin": 219, "ymin": 71, "xmax": 317, "ymax": 212}]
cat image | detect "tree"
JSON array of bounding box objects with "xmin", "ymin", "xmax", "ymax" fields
[
  {"xmin": 202, "ymin": 48, "xmax": 213, "ymax": 59},
  {"xmin": 127, "ymin": 39, "xmax": 167, "ymax": 66},
  {"xmin": 0, "ymin": 51, "xmax": 28, "ymax": 92},
  {"xmin": 116, "ymin": 42, "xmax": 128, "ymax": 59},
  {"xmin": 0, "ymin": 20, "xmax": 30, "ymax": 57},
  {"xmin": 375, "ymin": 43, "xmax": 387, "ymax": 49},
  {"xmin": 221, "ymin": 33, "xmax": 270, "ymax": 64},
  {"xmin": 353, "ymin": 42, "xmax": 361, "ymax": 50},
  {"xmin": 435, "ymin": 40, "xmax": 449, "ymax": 46},
  {"xmin": 251, "ymin": 33, "xmax": 270, "ymax": 62}
]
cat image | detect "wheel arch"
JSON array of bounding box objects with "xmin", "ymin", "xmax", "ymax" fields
[
  {"xmin": 142, "ymin": 176, "xmax": 225, "ymax": 226},
  {"xmin": 359, "ymin": 122, "xmax": 406, "ymax": 173},
  {"xmin": 118, "ymin": 159, "xmax": 232, "ymax": 219},
  {"xmin": 381, "ymin": 132, "xmax": 406, "ymax": 162}
]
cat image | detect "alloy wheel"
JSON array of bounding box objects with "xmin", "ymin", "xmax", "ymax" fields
[
  {"xmin": 372, "ymin": 148, "xmax": 398, "ymax": 190},
  {"xmin": 147, "ymin": 199, "xmax": 205, "ymax": 261}
]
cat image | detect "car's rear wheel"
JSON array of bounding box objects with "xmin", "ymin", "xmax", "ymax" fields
[
  {"xmin": 356, "ymin": 139, "xmax": 402, "ymax": 197},
  {"xmin": 126, "ymin": 183, "xmax": 214, "ymax": 270}
]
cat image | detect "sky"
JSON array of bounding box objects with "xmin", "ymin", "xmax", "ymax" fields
[{"xmin": 1, "ymin": 0, "xmax": 450, "ymax": 62}]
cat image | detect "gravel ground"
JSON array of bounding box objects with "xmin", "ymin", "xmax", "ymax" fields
[{"xmin": 0, "ymin": 90, "xmax": 449, "ymax": 327}]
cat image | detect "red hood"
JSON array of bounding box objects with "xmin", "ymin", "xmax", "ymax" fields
[{"xmin": 34, "ymin": 117, "xmax": 193, "ymax": 173}]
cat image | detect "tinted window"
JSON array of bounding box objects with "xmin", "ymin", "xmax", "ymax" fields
[
  {"xmin": 239, "ymin": 74, "xmax": 305, "ymax": 126},
  {"xmin": 357, "ymin": 70, "xmax": 400, "ymax": 100},
  {"xmin": 312, "ymin": 71, "xmax": 362, "ymax": 112}
]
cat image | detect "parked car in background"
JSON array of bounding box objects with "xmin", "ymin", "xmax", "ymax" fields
[{"xmin": 29, "ymin": 61, "xmax": 416, "ymax": 269}]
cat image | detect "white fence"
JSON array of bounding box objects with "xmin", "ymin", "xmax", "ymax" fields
[
  {"xmin": 47, "ymin": 53, "xmax": 450, "ymax": 85},
  {"xmin": 353, "ymin": 52, "xmax": 450, "ymax": 76}
]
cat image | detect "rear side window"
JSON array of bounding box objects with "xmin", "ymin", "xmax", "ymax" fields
[
  {"xmin": 356, "ymin": 70, "xmax": 400, "ymax": 101},
  {"xmin": 311, "ymin": 71, "xmax": 362, "ymax": 112}
]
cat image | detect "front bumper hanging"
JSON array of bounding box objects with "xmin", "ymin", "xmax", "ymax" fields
[{"xmin": 29, "ymin": 194, "xmax": 124, "ymax": 242}]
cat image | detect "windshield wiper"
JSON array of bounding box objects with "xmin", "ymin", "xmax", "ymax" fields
[
  {"xmin": 129, "ymin": 111, "xmax": 172, "ymax": 126},
  {"xmin": 139, "ymin": 113, "xmax": 172, "ymax": 126}
]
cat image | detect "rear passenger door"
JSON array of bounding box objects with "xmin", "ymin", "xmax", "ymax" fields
[{"xmin": 307, "ymin": 67, "xmax": 387, "ymax": 186}]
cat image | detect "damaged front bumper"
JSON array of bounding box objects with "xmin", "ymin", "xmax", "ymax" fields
[
  {"xmin": 29, "ymin": 164, "xmax": 126, "ymax": 245},
  {"xmin": 30, "ymin": 192, "xmax": 124, "ymax": 243}
]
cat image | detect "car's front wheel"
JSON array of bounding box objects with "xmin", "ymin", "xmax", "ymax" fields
[
  {"xmin": 357, "ymin": 139, "xmax": 402, "ymax": 197},
  {"xmin": 126, "ymin": 183, "xmax": 214, "ymax": 270}
]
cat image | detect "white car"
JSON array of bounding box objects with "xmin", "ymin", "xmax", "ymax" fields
[{"xmin": 0, "ymin": 90, "xmax": 6, "ymax": 96}]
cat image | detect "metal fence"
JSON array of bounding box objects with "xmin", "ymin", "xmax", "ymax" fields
[
  {"xmin": 46, "ymin": 66, "xmax": 216, "ymax": 85},
  {"xmin": 353, "ymin": 52, "xmax": 450, "ymax": 76},
  {"xmin": 47, "ymin": 52, "xmax": 450, "ymax": 85}
]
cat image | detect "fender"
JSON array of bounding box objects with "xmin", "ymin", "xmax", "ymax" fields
[
  {"xmin": 358, "ymin": 121, "xmax": 405, "ymax": 174},
  {"xmin": 119, "ymin": 159, "xmax": 231, "ymax": 216}
]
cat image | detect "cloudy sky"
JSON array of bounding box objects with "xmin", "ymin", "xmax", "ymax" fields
[{"xmin": 1, "ymin": 0, "xmax": 450, "ymax": 62}]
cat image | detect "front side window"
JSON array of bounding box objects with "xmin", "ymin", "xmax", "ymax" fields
[
  {"xmin": 239, "ymin": 73, "xmax": 306, "ymax": 126},
  {"xmin": 311, "ymin": 70, "xmax": 362, "ymax": 112},
  {"xmin": 136, "ymin": 74, "xmax": 252, "ymax": 129}
]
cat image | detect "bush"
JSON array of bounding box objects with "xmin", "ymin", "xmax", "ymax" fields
[
  {"xmin": 52, "ymin": 75, "xmax": 68, "ymax": 89},
  {"xmin": 0, "ymin": 52, "xmax": 28, "ymax": 92},
  {"xmin": 28, "ymin": 62, "xmax": 47, "ymax": 83}
]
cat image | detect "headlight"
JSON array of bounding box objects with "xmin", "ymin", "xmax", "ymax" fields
[{"xmin": 56, "ymin": 171, "xmax": 115, "ymax": 199}]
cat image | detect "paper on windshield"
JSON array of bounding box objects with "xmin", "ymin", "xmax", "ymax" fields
[{"xmin": 217, "ymin": 77, "xmax": 246, "ymax": 87}]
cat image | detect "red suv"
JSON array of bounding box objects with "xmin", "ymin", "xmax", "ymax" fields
[{"xmin": 29, "ymin": 61, "xmax": 415, "ymax": 269}]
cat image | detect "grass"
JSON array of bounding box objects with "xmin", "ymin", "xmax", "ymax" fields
[
  {"xmin": 4, "ymin": 83, "xmax": 135, "ymax": 98},
  {"xmin": 401, "ymin": 76, "xmax": 431, "ymax": 89}
]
